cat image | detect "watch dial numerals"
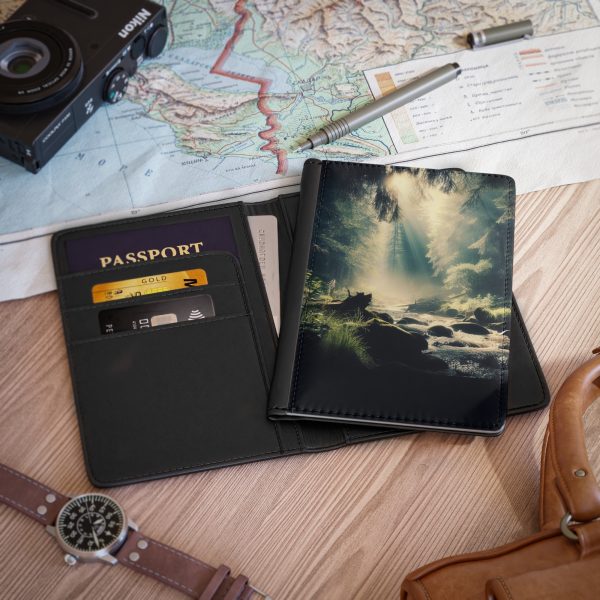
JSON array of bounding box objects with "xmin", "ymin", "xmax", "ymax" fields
[{"xmin": 57, "ymin": 494, "xmax": 125, "ymax": 553}]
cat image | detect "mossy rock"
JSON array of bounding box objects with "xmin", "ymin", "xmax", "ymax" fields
[
  {"xmin": 366, "ymin": 310, "xmax": 394, "ymax": 324},
  {"xmin": 428, "ymin": 325, "xmax": 454, "ymax": 337},
  {"xmin": 398, "ymin": 317, "xmax": 427, "ymax": 326},
  {"xmin": 359, "ymin": 321, "xmax": 428, "ymax": 365},
  {"xmin": 474, "ymin": 307, "xmax": 495, "ymax": 324},
  {"xmin": 451, "ymin": 322, "xmax": 490, "ymax": 335}
]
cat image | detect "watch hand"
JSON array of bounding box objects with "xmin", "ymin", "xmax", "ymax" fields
[
  {"xmin": 84, "ymin": 498, "xmax": 99, "ymax": 546},
  {"xmin": 93, "ymin": 519, "xmax": 103, "ymax": 525}
]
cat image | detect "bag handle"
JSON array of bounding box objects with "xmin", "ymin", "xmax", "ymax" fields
[{"xmin": 540, "ymin": 351, "xmax": 600, "ymax": 530}]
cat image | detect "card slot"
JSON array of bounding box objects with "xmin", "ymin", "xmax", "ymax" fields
[
  {"xmin": 58, "ymin": 252, "xmax": 244, "ymax": 310},
  {"xmin": 64, "ymin": 282, "xmax": 249, "ymax": 343},
  {"xmin": 70, "ymin": 311, "xmax": 250, "ymax": 346},
  {"xmin": 66, "ymin": 313, "xmax": 281, "ymax": 486},
  {"xmin": 61, "ymin": 281, "xmax": 240, "ymax": 314}
]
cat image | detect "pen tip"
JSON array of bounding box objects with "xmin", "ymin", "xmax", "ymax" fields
[
  {"xmin": 452, "ymin": 62, "xmax": 461, "ymax": 74},
  {"xmin": 298, "ymin": 140, "xmax": 313, "ymax": 152}
]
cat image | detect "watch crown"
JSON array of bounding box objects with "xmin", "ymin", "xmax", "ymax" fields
[{"xmin": 64, "ymin": 554, "xmax": 77, "ymax": 566}]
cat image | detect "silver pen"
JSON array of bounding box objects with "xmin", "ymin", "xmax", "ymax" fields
[
  {"xmin": 467, "ymin": 20, "xmax": 534, "ymax": 49},
  {"xmin": 298, "ymin": 62, "xmax": 461, "ymax": 151}
]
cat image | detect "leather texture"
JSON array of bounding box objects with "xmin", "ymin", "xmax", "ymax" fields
[
  {"xmin": 270, "ymin": 160, "xmax": 516, "ymax": 434},
  {"xmin": 542, "ymin": 351, "xmax": 600, "ymax": 523},
  {"xmin": 400, "ymin": 353, "xmax": 600, "ymax": 600},
  {"xmin": 51, "ymin": 190, "xmax": 547, "ymax": 486},
  {"xmin": 115, "ymin": 530, "xmax": 253, "ymax": 600},
  {"xmin": 0, "ymin": 463, "xmax": 69, "ymax": 526},
  {"xmin": 485, "ymin": 557, "xmax": 600, "ymax": 600}
]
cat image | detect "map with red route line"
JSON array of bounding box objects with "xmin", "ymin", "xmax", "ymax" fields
[{"xmin": 0, "ymin": 0, "xmax": 598, "ymax": 237}]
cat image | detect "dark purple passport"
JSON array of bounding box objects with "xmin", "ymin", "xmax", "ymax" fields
[{"xmin": 64, "ymin": 216, "xmax": 238, "ymax": 272}]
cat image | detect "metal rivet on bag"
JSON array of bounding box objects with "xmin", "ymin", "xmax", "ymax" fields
[
  {"xmin": 45, "ymin": 494, "xmax": 56, "ymax": 503},
  {"xmin": 37, "ymin": 505, "xmax": 47, "ymax": 515},
  {"xmin": 129, "ymin": 552, "xmax": 140, "ymax": 562},
  {"xmin": 137, "ymin": 540, "xmax": 148, "ymax": 550},
  {"xmin": 574, "ymin": 469, "xmax": 586, "ymax": 477}
]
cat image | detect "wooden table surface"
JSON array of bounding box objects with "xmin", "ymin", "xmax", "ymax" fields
[{"xmin": 0, "ymin": 180, "xmax": 599, "ymax": 599}]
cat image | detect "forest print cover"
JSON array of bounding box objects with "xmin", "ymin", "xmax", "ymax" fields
[{"xmin": 293, "ymin": 163, "xmax": 515, "ymax": 432}]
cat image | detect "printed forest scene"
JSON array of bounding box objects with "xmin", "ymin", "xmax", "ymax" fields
[{"xmin": 298, "ymin": 166, "xmax": 514, "ymax": 417}]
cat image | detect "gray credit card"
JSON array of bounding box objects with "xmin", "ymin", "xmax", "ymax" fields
[
  {"xmin": 99, "ymin": 295, "xmax": 215, "ymax": 334},
  {"xmin": 248, "ymin": 215, "xmax": 280, "ymax": 334}
]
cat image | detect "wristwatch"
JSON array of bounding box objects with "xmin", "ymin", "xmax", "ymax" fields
[{"xmin": 0, "ymin": 463, "xmax": 270, "ymax": 599}]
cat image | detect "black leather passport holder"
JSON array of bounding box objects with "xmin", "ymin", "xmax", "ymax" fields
[
  {"xmin": 269, "ymin": 160, "xmax": 518, "ymax": 435},
  {"xmin": 53, "ymin": 182, "xmax": 547, "ymax": 486}
]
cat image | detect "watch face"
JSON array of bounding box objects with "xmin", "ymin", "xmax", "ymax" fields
[{"xmin": 56, "ymin": 494, "xmax": 126, "ymax": 555}]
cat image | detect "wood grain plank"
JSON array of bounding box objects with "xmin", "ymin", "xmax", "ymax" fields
[{"xmin": 0, "ymin": 180, "xmax": 599, "ymax": 599}]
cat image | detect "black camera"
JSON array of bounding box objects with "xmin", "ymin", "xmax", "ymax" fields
[{"xmin": 0, "ymin": 0, "xmax": 167, "ymax": 173}]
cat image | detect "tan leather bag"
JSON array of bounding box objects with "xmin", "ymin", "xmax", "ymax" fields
[{"xmin": 401, "ymin": 352, "xmax": 600, "ymax": 600}]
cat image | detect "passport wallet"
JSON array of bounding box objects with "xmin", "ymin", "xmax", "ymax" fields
[
  {"xmin": 53, "ymin": 168, "xmax": 547, "ymax": 486},
  {"xmin": 270, "ymin": 160, "xmax": 519, "ymax": 435}
]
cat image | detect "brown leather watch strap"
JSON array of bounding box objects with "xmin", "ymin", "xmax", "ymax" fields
[
  {"xmin": 0, "ymin": 463, "xmax": 69, "ymax": 526},
  {"xmin": 115, "ymin": 530, "xmax": 259, "ymax": 600},
  {"xmin": 0, "ymin": 463, "xmax": 268, "ymax": 599}
]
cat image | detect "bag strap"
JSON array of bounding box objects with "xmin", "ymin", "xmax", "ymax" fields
[{"xmin": 540, "ymin": 350, "xmax": 600, "ymax": 529}]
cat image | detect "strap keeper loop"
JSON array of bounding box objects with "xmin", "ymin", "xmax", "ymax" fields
[
  {"xmin": 223, "ymin": 574, "xmax": 249, "ymax": 600},
  {"xmin": 198, "ymin": 564, "xmax": 230, "ymax": 600}
]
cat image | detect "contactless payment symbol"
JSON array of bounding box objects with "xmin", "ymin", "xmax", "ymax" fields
[{"xmin": 187, "ymin": 309, "xmax": 206, "ymax": 320}]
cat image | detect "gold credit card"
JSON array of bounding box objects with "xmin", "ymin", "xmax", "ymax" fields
[{"xmin": 91, "ymin": 269, "xmax": 208, "ymax": 304}]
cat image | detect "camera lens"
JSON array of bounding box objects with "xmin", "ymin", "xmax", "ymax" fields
[
  {"xmin": 9, "ymin": 56, "xmax": 35, "ymax": 74},
  {"xmin": 0, "ymin": 20, "xmax": 83, "ymax": 114},
  {"xmin": 0, "ymin": 37, "xmax": 50, "ymax": 78}
]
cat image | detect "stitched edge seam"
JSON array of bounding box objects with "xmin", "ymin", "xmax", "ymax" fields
[
  {"xmin": 121, "ymin": 558, "xmax": 194, "ymax": 594},
  {"xmin": 497, "ymin": 577, "xmax": 515, "ymax": 600},
  {"xmin": 416, "ymin": 579, "xmax": 433, "ymax": 600},
  {"xmin": 289, "ymin": 161, "xmax": 329, "ymax": 413},
  {"xmin": 0, "ymin": 464, "xmax": 55, "ymax": 495},
  {"xmin": 0, "ymin": 493, "xmax": 41, "ymax": 520}
]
